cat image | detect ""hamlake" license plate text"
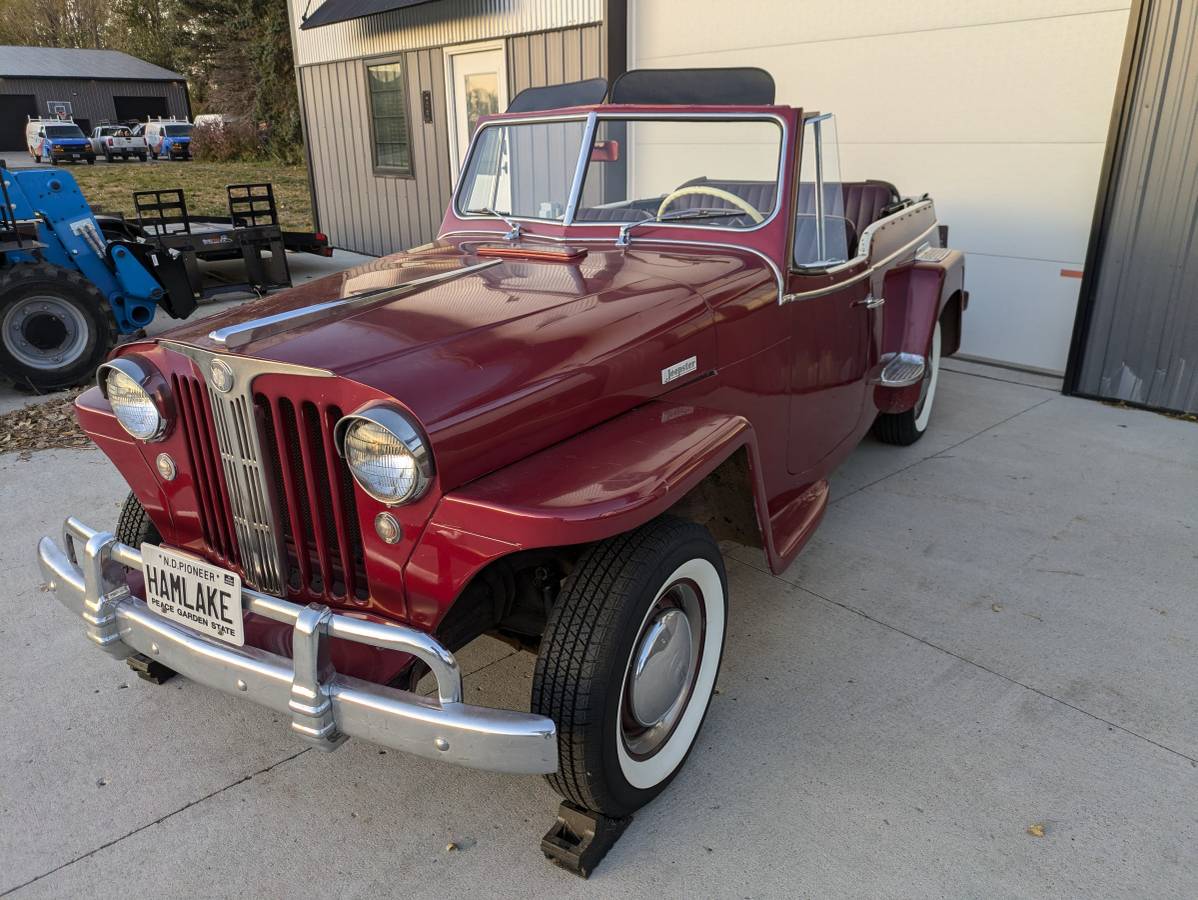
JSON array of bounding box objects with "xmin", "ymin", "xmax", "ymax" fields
[{"xmin": 141, "ymin": 543, "xmax": 245, "ymax": 646}]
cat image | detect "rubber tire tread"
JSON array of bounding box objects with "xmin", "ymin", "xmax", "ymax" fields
[
  {"xmin": 115, "ymin": 492, "xmax": 161, "ymax": 547},
  {"xmin": 0, "ymin": 263, "xmax": 117, "ymax": 391},
  {"xmin": 871, "ymin": 404, "xmax": 924, "ymax": 446},
  {"xmin": 532, "ymin": 515, "xmax": 723, "ymax": 816}
]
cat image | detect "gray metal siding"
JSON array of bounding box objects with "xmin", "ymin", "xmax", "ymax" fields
[
  {"xmin": 507, "ymin": 23, "xmax": 605, "ymax": 95},
  {"xmin": 301, "ymin": 47, "xmax": 453, "ymax": 256},
  {"xmin": 291, "ymin": 0, "xmax": 600, "ymax": 67},
  {"xmin": 1074, "ymin": 0, "xmax": 1198, "ymax": 413},
  {"xmin": 0, "ymin": 76, "xmax": 187, "ymax": 131},
  {"xmin": 304, "ymin": 23, "xmax": 603, "ymax": 255}
]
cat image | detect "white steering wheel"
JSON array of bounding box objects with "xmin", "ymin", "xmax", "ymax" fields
[{"xmin": 656, "ymin": 186, "xmax": 765, "ymax": 224}]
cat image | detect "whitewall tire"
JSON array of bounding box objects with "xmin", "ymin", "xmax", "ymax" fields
[{"xmin": 532, "ymin": 516, "xmax": 728, "ymax": 816}]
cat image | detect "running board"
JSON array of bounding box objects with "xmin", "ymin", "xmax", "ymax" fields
[{"xmin": 878, "ymin": 353, "xmax": 926, "ymax": 387}]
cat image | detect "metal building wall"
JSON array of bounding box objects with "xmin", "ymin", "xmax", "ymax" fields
[
  {"xmin": 301, "ymin": 23, "xmax": 604, "ymax": 255},
  {"xmin": 1069, "ymin": 0, "xmax": 1198, "ymax": 413},
  {"xmin": 0, "ymin": 77, "xmax": 187, "ymax": 127},
  {"xmin": 301, "ymin": 48, "xmax": 452, "ymax": 257}
]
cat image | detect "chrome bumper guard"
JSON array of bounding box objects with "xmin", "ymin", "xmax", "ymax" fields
[{"xmin": 37, "ymin": 518, "xmax": 557, "ymax": 775}]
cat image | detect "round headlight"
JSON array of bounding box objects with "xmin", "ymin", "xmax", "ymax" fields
[
  {"xmin": 336, "ymin": 407, "xmax": 433, "ymax": 505},
  {"xmin": 100, "ymin": 360, "xmax": 166, "ymax": 440}
]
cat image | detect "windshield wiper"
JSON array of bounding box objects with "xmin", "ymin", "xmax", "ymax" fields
[
  {"xmin": 616, "ymin": 208, "xmax": 747, "ymax": 247},
  {"xmin": 467, "ymin": 206, "xmax": 522, "ymax": 241}
]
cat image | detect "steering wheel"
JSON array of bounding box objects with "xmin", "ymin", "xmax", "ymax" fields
[{"xmin": 656, "ymin": 186, "xmax": 765, "ymax": 224}]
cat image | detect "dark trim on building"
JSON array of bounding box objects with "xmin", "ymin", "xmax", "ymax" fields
[
  {"xmin": 362, "ymin": 53, "xmax": 418, "ymax": 179},
  {"xmin": 1062, "ymin": 0, "xmax": 1150, "ymax": 396},
  {"xmin": 604, "ymin": 0, "xmax": 628, "ymax": 84}
]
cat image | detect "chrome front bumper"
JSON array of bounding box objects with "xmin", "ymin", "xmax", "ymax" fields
[{"xmin": 37, "ymin": 518, "xmax": 557, "ymax": 775}]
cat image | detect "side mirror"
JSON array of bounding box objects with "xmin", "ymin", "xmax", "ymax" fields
[{"xmin": 590, "ymin": 140, "xmax": 620, "ymax": 163}]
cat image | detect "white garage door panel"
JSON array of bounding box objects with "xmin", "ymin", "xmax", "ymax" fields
[
  {"xmin": 958, "ymin": 254, "xmax": 1082, "ymax": 372},
  {"xmin": 631, "ymin": 0, "xmax": 1131, "ymax": 372},
  {"xmin": 633, "ymin": 0, "xmax": 1129, "ymax": 61},
  {"xmin": 840, "ymin": 143, "xmax": 1105, "ymax": 263},
  {"xmin": 637, "ymin": 12, "xmax": 1127, "ymax": 144}
]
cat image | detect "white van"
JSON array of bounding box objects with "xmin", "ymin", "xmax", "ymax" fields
[
  {"xmin": 25, "ymin": 117, "xmax": 95, "ymax": 165},
  {"xmin": 143, "ymin": 117, "xmax": 194, "ymax": 160}
]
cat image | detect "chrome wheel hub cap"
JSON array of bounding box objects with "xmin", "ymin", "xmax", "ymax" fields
[
  {"xmin": 2, "ymin": 295, "xmax": 88, "ymax": 370},
  {"xmin": 622, "ymin": 581, "xmax": 704, "ymax": 758},
  {"xmin": 630, "ymin": 608, "xmax": 693, "ymax": 727}
]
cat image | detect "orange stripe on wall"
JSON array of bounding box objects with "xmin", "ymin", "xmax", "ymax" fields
[{"xmin": 1060, "ymin": 268, "xmax": 1084, "ymax": 279}]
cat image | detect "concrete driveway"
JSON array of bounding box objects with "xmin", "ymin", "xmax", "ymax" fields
[{"xmin": 1, "ymin": 360, "xmax": 1195, "ymax": 898}]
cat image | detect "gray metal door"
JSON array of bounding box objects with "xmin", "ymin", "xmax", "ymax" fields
[{"xmin": 1066, "ymin": 0, "xmax": 1198, "ymax": 414}]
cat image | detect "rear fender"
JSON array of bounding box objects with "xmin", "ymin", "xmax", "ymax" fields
[
  {"xmin": 875, "ymin": 249, "xmax": 965, "ymax": 414},
  {"xmin": 403, "ymin": 401, "xmax": 771, "ymax": 630}
]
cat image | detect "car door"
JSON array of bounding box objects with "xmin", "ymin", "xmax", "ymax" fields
[{"xmin": 786, "ymin": 114, "xmax": 875, "ymax": 476}]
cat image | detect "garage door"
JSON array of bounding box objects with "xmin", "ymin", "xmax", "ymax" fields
[
  {"xmin": 113, "ymin": 96, "xmax": 170, "ymax": 122},
  {"xmin": 0, "ymin": 94, "xmax": 38, "ymax": 149},
  {"xmin": 630, "ymin": 1, "xmax": 1131, "ymax": 372}
]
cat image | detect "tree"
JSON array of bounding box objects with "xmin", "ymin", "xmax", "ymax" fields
[{"xmin": 0, "ymin": 0, "xmax": 109, "ymax": 49}]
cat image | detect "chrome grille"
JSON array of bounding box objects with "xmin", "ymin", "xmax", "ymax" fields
[
  {"xmin": 163, "ymin": 342, "xmax": 335, "ymax": 597},
  {"xmin": 207, "ymin": 386, "xmax": 286, "ymax": 594}
]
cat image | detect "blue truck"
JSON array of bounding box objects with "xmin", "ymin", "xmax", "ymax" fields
[{"xmin": 0, "ymin": 162, "xmax": 194, "ymax": 390}]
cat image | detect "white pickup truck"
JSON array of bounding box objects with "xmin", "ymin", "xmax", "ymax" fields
[{"xmin": 89, "ymin": 125, "xmax": 148, "ymax": 162}]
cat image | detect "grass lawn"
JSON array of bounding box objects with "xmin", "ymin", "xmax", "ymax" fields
[{"xmin": 70, "ymin": 161, "xmax": 314, "ymax": 232}]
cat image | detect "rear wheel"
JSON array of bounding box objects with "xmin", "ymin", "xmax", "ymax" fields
[
  {"xmin": 532, "ymin": 516, "xmax": 727, "ymax": 817},
  {"xmin": 0, "ymin": 264, "xmax": 117, "ymax": 391},
  {"xmin": 873, "ymin": 321, "xmax": 942, "ymax": 446}
]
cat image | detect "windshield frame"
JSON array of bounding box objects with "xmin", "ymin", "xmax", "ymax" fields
[{"xmin": 451, "ymin": 109, "xmax": 789, "ymax": 236}]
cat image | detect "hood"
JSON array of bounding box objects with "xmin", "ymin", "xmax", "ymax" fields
[{"xmin": 159, "ymin": 238, "xmax": 775, "ymax": 489}]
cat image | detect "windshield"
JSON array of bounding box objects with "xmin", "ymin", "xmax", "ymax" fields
[
  {"xmin": 455, "ymin": 116, "xmax": 783, "ymax": 230},
  {"xmin": 46, "ymin": 125, "xmax": 84, "ymax": 139},
  {"xmin": 164, "ymin": 124, "xmax": 192, "ymax": 137}
]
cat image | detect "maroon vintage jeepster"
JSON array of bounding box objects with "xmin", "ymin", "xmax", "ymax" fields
[{"xmin": 38, "ymin": 70, "xmax": 964, "ymax": 873}]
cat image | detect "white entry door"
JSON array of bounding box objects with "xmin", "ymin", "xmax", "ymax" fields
[{"xmin": 445, "ymin": 41, "xmax": 508, "ymax": 175}]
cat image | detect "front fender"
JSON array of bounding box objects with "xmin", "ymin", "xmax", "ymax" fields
[{"xmin": 402, "ymin": 401, "xmax": 764, "ymax": 629}]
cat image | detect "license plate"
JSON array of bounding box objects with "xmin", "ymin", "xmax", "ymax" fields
[{"xmin": 141, "ymin": 544, "xmax": 244, "ymax": 646}]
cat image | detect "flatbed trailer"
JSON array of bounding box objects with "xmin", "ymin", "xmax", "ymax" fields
[{"xmin": 94, "ymin": 182, "xmax": 332, "ymax": 299}]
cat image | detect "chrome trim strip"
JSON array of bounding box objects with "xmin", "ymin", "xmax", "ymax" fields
[
  {"xmin": 782, "ymin": 220, "xmax": 938, "ymax": 304},
  {"xmin": 38, "ymin": 520, "xmax": 556, "ymax": 773},
  {"xmin": 450, "ymin": 111, "xmax": 791, "ymax": 238},
  {"xmin": 563, "ymin": 111, "xmax": 598, "ymax": 225},
  {"xmin": 208, "ymin": 259, "xmax": 503, "ymax": 349}
]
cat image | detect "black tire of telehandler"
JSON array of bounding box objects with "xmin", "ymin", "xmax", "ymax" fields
[{"xmin": 0, "ymin": 264, "xmax": 117, "ymax": 391}]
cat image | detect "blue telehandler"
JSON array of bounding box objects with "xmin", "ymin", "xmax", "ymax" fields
[{"xmin": 0, "ymin": 162, "xmax": 195, "ymax": 391}]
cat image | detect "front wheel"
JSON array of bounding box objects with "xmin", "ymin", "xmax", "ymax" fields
[
  {"xmin": 873, "ymin": 321, "xmax": 942, "ymax": 446},
  {"xmin": 532, "ymin": 516, "xmax": 728, "ymax": 817}
]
